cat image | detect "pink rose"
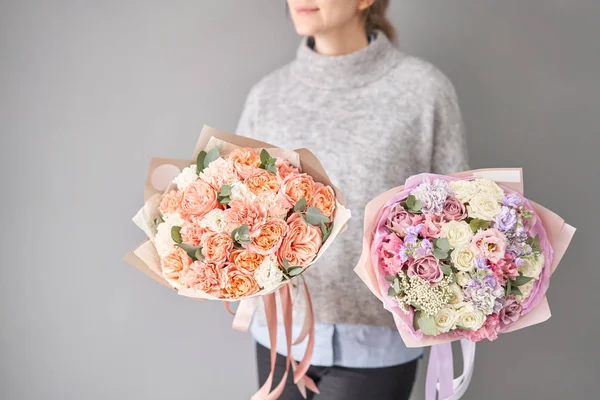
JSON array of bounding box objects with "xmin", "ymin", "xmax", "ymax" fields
[
  {"xmin": 407, "ymin": 255, "xmax": 443, "ymax": 284},
  {"xmin": 276, "ymin": 159, "xmax": 300, "ymax": 181},
  {"xmin": 499, "ymin": 295, "xmax": 523, "ymax": 325},
  {"xmin": 201, "ymin": 231, "xmax": 234, "ymax": 264},
  {"xmin": 181, "ymin": 180, "xmax": 221, "ymax": 219},
  {"xmin": 386, "ymin": 203, "xmax": 424, "ymax": 237},
  {"xmin": 443, "ymin": 196, "xmax": 467, "ymax": 221},
  {"xmin": 277, "ymin": 213, "xmax": 322, "ymax": 267},
  {"xmin": 224, "ymin": 198, "xmax": 267, "ymax": 230},
  {"xmin": 420, "ymin": 213, "xmax": 445, "ymax": 239},
  {"xmin": 464, "ymin": 314, "xmax": 501, "ymax": 342},
  {"xmin": 379, "ymin": 233, "xmax": 405, "ymax": 276},
  {"xmin": 228, "ymin": 147, "xmax": 261, "ymax": 180},
  {"xmin": 470, "ymin": 228, "xmax": 508, "ymax": 263}
]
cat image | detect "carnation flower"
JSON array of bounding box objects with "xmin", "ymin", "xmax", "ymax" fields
[
  {"xmin": 410, "ymin": 178, "xmax": 452, "ymax": 214},
  {"xmin": 173, "ymin": 165, "xmax": 198, "ymax": 191},
  {"xmin": 254, "ymin": 256, "xmax": 284, "ymax": 292}
]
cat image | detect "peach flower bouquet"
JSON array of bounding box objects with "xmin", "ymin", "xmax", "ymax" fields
[{"xmin": 126, "ymin": 125, "xmax": 350, "ymax": 301}]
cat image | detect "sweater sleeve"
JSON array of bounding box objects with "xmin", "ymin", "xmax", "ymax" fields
[
  {"xmin": 235, "ymin": 83, "xmax": 262, "ymax": 138},
  {"xmin": 429, "ymin": 75, "xmax": 470, "ymax": 174}
]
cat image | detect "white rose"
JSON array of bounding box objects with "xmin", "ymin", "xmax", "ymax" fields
[
  {"xmin": 519, "ymin": 254, "xmax": 545, "ymax": 279},
  {"xmin": 456, "ymin": 271, "xmax": 471, "ymax": 288},
  {"xmin": 254, "ymin": 256, "xmax": 284, "ymax": 292},
  {"xmin": 172, "ymin": 165, "xmax": 198, "ymax": 191},
  {"xmin": 517, "ymin": 280, "xmax": 536, "ymax": 301},
  {"xmin": 441, "ymin": 221, "xmax": 474, "ymax": 248},
  {"xmin": 451, "ymin": 247, "xmax": 476, "ymax": 272},
  {"xmin": 230, "ymin": 182, "xmax": 256, "ymax": 202},
  {"xmin": 474, "ymin": 179, "xmax": 505, "ymax": 202},
  {"xmin": 467, "ymin": 193, "xmax": 502, "ymax": 221},
  {"xmin": 435, "ymin": 307, "xmax": 458, "ymax": 333},
  {"xmin": 449, "ymin": 180, "xmax": 479, "ymax": 203},
  {"xmin": 154, "ymin": 213, "xmax": 184, "ymax": 257},
  {"xmin": 456, "ymin": 303, "xmax": 486, "ymax": 331},
  {"xmin": 448, "ymin": 283, "xmax": 464, "ymax": 304},
  {"xmin": 199, "ymin": 209, "xmax": 229, "ymax": 233}
]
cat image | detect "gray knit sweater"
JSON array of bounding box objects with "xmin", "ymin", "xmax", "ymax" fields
[{"xmin": 236, "ymin": 32, "xmax": 469, "ymax": 328}]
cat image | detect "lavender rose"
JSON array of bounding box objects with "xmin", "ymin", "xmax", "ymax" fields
[
  {"xmin": 443, "ymin": 196, "xmax": 468, "ymax": 221},
  {"xmin": 495, "ymin": 206, "xmax": 518, "ymax": 232},
  {"xmin": 503, "ymin": 193, "xmax": 523, "ymax": 208},
  {"xmin": 499, "ymin": 295, "xmax": 523, "ymax": 325},
  {"xmin": 407, "ymin": 255, "xmax": 443, "ymax": 284},
  {"xmin": 386, "ymin": 203, "xmax": 424, "ymax": 237}
]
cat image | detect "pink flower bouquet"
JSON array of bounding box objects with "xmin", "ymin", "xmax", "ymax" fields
[
  {"xmin": 125, "ymin": 125, "xmax": 351, "ymax": 399},
  {"xmin": 355, "ymin": 169, "xmax": 575, "ymax": 399}
]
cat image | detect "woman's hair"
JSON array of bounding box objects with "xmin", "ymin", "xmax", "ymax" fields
[{"xmin": 365, "ymin": 0, "xmax": 396, "ymax": 41}]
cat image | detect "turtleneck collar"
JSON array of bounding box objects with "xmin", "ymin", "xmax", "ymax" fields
[{"xmin": 291, "ymin": 31, "xmax": 404, "ymax": 90}]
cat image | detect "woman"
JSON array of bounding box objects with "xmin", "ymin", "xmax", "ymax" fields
[{"xmin": 236, "ymin": 1, "xmax": 469, "ymax": 399}]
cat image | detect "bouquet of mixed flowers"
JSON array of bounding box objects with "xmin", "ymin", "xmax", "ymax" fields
[
  {"xmin": 355, "ymin": 169, "xmax": 575, "ymax": 399},
  {"xmin": 125, "ymin": 126, "xmax": 351, "ymax": 399}
]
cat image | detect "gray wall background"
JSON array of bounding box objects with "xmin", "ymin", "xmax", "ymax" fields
[{"xmin": 1, "ymin": 1, "xmax": 598, "ymax": 399}]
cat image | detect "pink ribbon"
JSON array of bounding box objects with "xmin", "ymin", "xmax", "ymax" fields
[{"xmin": 426, "ymin": 343, "xmax": 454, "ymax": 400}]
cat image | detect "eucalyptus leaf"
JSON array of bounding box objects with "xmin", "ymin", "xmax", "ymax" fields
[
  {"xmin": 266, "ymin": 163, "xmax": 277, "ymax": 174},
  {"xmin": 294, "ymin": 198, "xmax": 308, "ymax": 213},
  {"xmin": 203, "ymin": 148, "xmax": 220, "ymax": 168},
  {"xmin": 196, "ymin": 151, "xmax": 207, "ymax": 175},
  {"xmin": 195, "ymin": 248, "xmax": 205, "ymax": 261},
  {"xmin": 220, "ymin": 185, "xmax": 232, "ymax": 196},
  {"xmin": 412, "ymin": 200, "xmax": 423, "ymax": 212},
  {"xmin": 175, "ymin": 243, "xmax": 201, "ymax": 261},
  {"xmin": 406, "ymin": 195, "xmax": 416, "ymax": 208},
  {"xmin": 388, "ymin": 286, "xmax": 398, "ymax": 297},
  {"xmin": 511, "ymin": 287, "xmax": 523, "ymax": 296},
  {"xmin": 506, "ymin": 279, "xmax": 512, "ymax": 297},
  {"xmin": 282, "ymin": 259, "xmax": 290, "ymax": 270},
  {"xmin": 171, "ymin": 226, "xmax": 183, "ymax": 244},
  {"xmin": 384, "ymin": 275, "xmax": 397, "ymax": 282},
  {"xmin": 435, "ymin": 238, "xmax": 451, "ymax": 252},
  {"xmin": 305, "ymin": 206, "xmax": 330, "ymax": 225},
  {"xmin": 413, "ymin": 311, "xmax": 422, "ymax": 331},
  {"xmin": 260, "ymin": 149, "xmax": 271, "ymax": 164},
  {"xmin": 287, "ymin": 267, "xmax": 303, "ymax": 277},
  {"xmin": 440, "ymin": 265, "xmax": 453, "ymax": 276},
  {"xmin": 416, "ymin": 314, "xmax": 437, "ymax": 336},
  {"xmin": 393, "ymin": 278, "xmax": 401, "ymax": 293},
  {"xmin": 434, "ymin": 249, "xmax": 448, "ymax": 260},
  {"xmin": 320, "ymin": 222, "xmax": 332, "ymax": 243},
  {"xmin": 231, "ymin": 224, "xmax": 251, "ymax": 247},
  {"xmin": 513, "ymin": 275, "xmax": 534, "ymax": 286}
]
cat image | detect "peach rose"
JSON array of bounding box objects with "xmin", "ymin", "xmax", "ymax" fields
[
  {"xmin": 276, "ymin": 159, "xmax": 300, "ymax": 180},
  {"xmin": 249, "ymin": 219, "xmax": 288, "ymax": 255},
  {"xmin": 228, "ymin": 147, "xmax": 261, "ymax": 179},
  {"xmin": 244, "ymin": 169, "xmax": 281, "ymax": 196},
  {"xmin": 180, "ymin": 217, "xmax": 207, "ymax": 246},
  {"xmin": 309, "ymin": 183, "xmax": 336, "ymax": 219},
  {"xmin": 277, "ymin": 213, "xmax": 322, "ymax": 267},
  {"xmin": 201, "ymin": 231, "xmax": 234, "ymax": 264},
  {"xmin": 223, "ymin": 264, "xmax": 260, "ymax": 298},
  {"xmin": 280, "ymin": 173, "xmax": 315, "ymax": 207},
  {"xmin": 182, "ymin": 261, "xmax": 224, "ymax": 296},
  {"xmin": 470, "ymin": 228, "xmax": 508, "ymax": 263},
  {"xmin": 181, "ymin": 180, "xmax": 221, "ymax": 219},
  {"xmin": 224, "ymin": 198, "xmax": 267, "ymax": 230},
  {"xmin": 229, "ymin": 249, "xmax": 265, "ymax": 273},
  {"xmin": 161, "ymin": 247, "xmax": 192, "ymax": 282},
  {"xmin": 159, "ymin": 190, "xmax": 183, "ymax": 216}
]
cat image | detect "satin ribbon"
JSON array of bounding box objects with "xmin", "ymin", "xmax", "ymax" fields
[
  {"xmin": 426, "ymin": 340, "xmax": 476, "ymax": 400},
  {"xmin": 229, "ymin": 277, "xmax": 318, "ymax": 399}
]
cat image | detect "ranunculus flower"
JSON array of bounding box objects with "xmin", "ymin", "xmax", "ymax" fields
[
  {"xmin": 249, "ymin": 219, "xmax": 288, "ymax": 255},
  {"xmin": 244, "ymin": 169, "xmax": 281, "ymax": 196},
  {"xmin": 420, "ymin": 213, "xmax": 445, "ymax": 239},
  {"xmin": 181, "ymin": 180, "xmax": 221, "ymax": 220},
  {"xmin": 199, "ymin": 157, "xmax": 238, "ymax": 189},
  {"xmin": 470, "ymin": 228, "xmax": 508, "ymax": 263},
  {"xmin": 440, "ymin": 221, "xmax": 473, "ymax": 248},
  {"xmin": 443, "ymin": 196, "xmax": 467, "ymax": 221},
  {"xmin": 464, "ymin": 313, "xmax": 500, "ymax": 342},
  {"xmin": 451, "ymin": 247, "xmax": 476, "ymax": 272},
  {"xmin": 180, "ymin": 217, "xmax": 208, "ymax": 246},
  {"xmin": 224, "ymin": 198, "xmax": 267, "ymax": 230},
  {"xmin": 407, "ymin": 255, "xmax": 443, "ymax": 284},
  {"xmin": 434, "ymin": 307, "xmax": 458, "ymax": 333},
  {"xmin": 277, "ymin": 213, "xmax": 322, "ymax": 267},
  {"xmin": 379, "ymin": 233, "xmax": 405, "ymax": 276},
  {"xmin": 229, "ymin": 249, "xmax": 265, "ymax": 273},
  {"xmin": 159, "ymin": 190, "xmax": 184, "ymax": 216},
  {"xmin": 386, "ymin": 204, "xmax": 424, "ymax": 237},
  {"xmin": 280, "ymin": 173, "xmax": 315, "ymax": 207},
  {"xmin": 309, "ymin": 183, "xmax": 336, "ymax": 219},
  {"xmin": 223, "ymin": 264, "xmax": 260, "ymax": 298},
  {"xmin": 228, "ymin": 147, "xmax": 261, "ymax": 179},
  {"xmin": 201, "ymin": 232, "xmax": 234, "ymax": 264},
  {"xmin": 183, "ymin": 261, "xmax": 224, "ymax": 296},
  {"xmin": 500, "ymin": 295, "xmax": 523, "ymax": 325},
  {"xmin": 276, "ymin": 159, "xmax": 300, "ymax": 181},
  {"xmin": 467, "ymin": 193, "xmax": 502, "ymax": 221},
  {"xmin": 161, "ymin": 247, "xmax": 192, "ymax": 282},
  {"xmin": 474, "ymin": 179, "xmax": 505, "ymax": 202},
  {"xmin": 449, "ymin": 180, "xmax": 479, "ymax": 203}
]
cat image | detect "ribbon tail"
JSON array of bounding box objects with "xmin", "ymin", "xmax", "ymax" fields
[
  {"xmin": 437, "ymin": 343, "xmax": 454, "ymax": 399},
  {"xmin": 292, "ymin": 277, "xmax": 316, "ymax": 388},
  {"xmin": 426, "ymin": 345, "xmax": 440, "ymax": 400},
  {"xmin": 232, "ymin": 297, "xmax": 259, "ymax": 332},
  {"xmin": 250, "ymin": 293, "xmax": 278, "ymax": 400}
]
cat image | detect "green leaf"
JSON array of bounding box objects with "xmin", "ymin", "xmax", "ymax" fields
[
  {"xmin": 195, "ymin": 248, "xmax": 204, "ymax": 262},
  {"xmin": 260, "ymin": 149, "xmax": 271, "ymax": 164},
  {"xmin": 513, "ymin": 275, "xmax": 534, "ymax": 286},
  {"xmin": 196, "ymin": 151, "xmax": 207, "ymax": 175},
  {"xmin": 220, "ymin": 185, "xmax": 232, "ymax": 196},
  {"xmin": 440, "ymin": 265, "xmax": 453, "ymax": 276},
  {"xmin": 384, "ymin": 275, "xmax": 397, "ymax": 282},
  {"xmin": 435, "ymin": 238, "xmax": 451, "ymax": 252},
  {"xmin": 175, "ymin": 243, "xmax": 201, "ymax": 261},
  {"xmin": 393, "ymin": 278, "xmax": 401, "ymax": 293},
  {"xmin": 305, "ymin": 206, "xmax": 330, "ymax": 225},
  {"xmin": 526, "ymin": 234, "xmax": 541, "ymax": 254},
  {"xmin": 218, "ymin": 196, "xmax": 231, "ymax": 205},
  {"xmin": 320, "ymin": 222, "xmax": 332, "ymax": 243},
  {"xmin": 287, "ymin": 267, "xmax": 303, "ymax": 277},
  {"xmin": 416, "ymin": 313, "xmax": 437, "ymax": 336},
  {"xmin": 413, "ymin": 311, "xmax": 422, "ymax": 331},
  {"xmin": 406, "ymin": 195, "xmax": 416, "ymax": 209},
  {"xmin": 266, "ymin": 162, "xmax": 278, "ymax": 175},
  {"xmin": 411, "ymin": 200, "xmax": 423, "ymax": 212},
  {"xmin": 511, "ymin": 286, "xmax": 523, "ymax": 296},
  {"xmin": 299, "ymin": 213, "xmax": 308, "ymax": 225},
  {"xmin": 203, "ymin": 148, "xmax": 220, "ymax": 168},
  {"xmin": 469, "ymin": 219, "xmax": 491, "ymax": 233},
  {"xmin": 506, "ymin": 279, "xmax": 512, "ymax": 297},
  {"xmin": 171, "ymin": 226, "xmax": 183, "ymax": 244},
  {"xmin": 294, "ymin": 198, "xmax": 308, "ymax": 213},
  {"xmin": 388, "ymin": 286, "xmax": 398, "ymax": 297},
  {"xmin": 282, "ymin": 259, "xmax": 290, "ymax": 270},
  {"xmin": 434, "ymin": 249, "xmax": 448, "ymax": 260},
  {"xmin": 157, "ymin": 211, "xmax": 165, "ymax": 223},
  {"xmin": 231, "ymin": 224, "xmax": 251, "ymax": 247}
]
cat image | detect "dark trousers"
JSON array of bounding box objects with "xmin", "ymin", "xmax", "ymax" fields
[{"xmin": 256, "ymin": 343, "xmax": 418, "ymax": 400}]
